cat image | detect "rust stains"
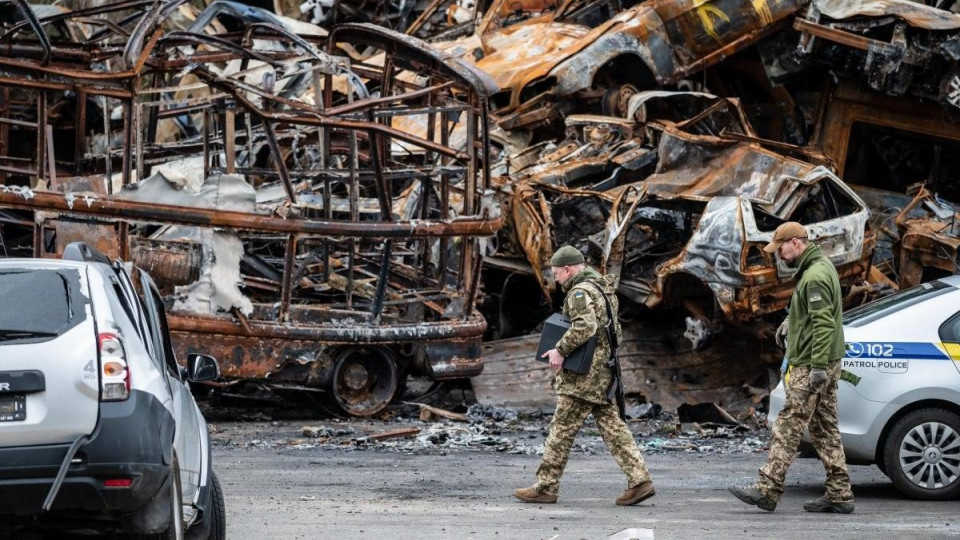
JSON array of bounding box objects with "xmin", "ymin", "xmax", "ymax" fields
[{"xmin": 0, "ymin": 2, "xmax": 500, "ymax": 416}]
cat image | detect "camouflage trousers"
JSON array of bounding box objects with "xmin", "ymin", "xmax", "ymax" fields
[
  {"xmin": 755, "ymin": 361, "xmax": 854, "ymax": 503},
  {"xmin": 534, "ymin": 395, "xmax": 651, "ymax": 495}
]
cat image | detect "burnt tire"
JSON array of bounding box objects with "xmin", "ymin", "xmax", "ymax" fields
[{"xmin": 882, "ymin": 408, "xmax": 960, "ymax": 500}]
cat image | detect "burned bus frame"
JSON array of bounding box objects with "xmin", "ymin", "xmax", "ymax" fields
[{"xmin": 0, "ymin": 1, "xmax": 500, "ymax": 416}]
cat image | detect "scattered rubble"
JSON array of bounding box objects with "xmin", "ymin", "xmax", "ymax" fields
[
  {"xmin": 408, "ymin": 402, "xmax": 469, "ymax": 422},
  {"xmin": 212, "ymin": 402, "xmax": 771, "ymax": 456}
]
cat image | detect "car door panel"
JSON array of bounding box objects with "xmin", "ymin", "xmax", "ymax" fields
[{"xmin": 138, "ymin": 271, "xmax": 203, "ymax": 503}]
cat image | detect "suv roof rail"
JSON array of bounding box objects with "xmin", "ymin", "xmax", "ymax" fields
[{"xmin": 62, "ymin": 242, "xmax": 112, "ymax": 265}]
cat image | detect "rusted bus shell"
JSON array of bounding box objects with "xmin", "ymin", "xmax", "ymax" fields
[{"xmin": 0, "ymin": 11, "xmax": 500, "ymax": 414}]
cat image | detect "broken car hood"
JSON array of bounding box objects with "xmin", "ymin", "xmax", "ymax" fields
[
  {"xmin": 474, "ymin": 22, "xmax": 588, "ymax": 89},
  {"xmin": 815, "ymin": 0, "xmax": 960, "ymax": 29}
]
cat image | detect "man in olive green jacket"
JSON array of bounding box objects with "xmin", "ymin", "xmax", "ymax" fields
[
  {"xmin": 729, "ymin": 222, "xmax": 855, "ymax": 513},
  {"xmin": 514, "ymin": 245, "xmax": 654, "ymax": 506}
]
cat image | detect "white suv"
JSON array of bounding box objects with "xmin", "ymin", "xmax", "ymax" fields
[{"xmin": 0, "ymin": 243, "xmax": 225, "ymax": 538}]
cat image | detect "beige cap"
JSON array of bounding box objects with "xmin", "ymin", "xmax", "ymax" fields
[{"xmin": 763, "ymin": 221, "xmax": 808, "ymax": 253}]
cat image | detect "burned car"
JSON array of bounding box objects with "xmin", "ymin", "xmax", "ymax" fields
[
  {"xmin": 488, "ymin": 92, "xmax": 876, "ymax": 347},
  {"xmin": 437, "ymin": 0, "xmax": 806, "ymax": 133},
  {"xmin": 773, "ymin": 0, "xmax": 960, "ymax": 110},
  {"xmin": 275, "ymin": 0, "xmax": 561, "ymax": 44},
  {"xmin": 893, "ymin": 185, "xmax": 960, "ymax": 289}
]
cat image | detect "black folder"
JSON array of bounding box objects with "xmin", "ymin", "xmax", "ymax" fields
[{"xmin": 535, "ymin": 313, "xmax": 596, "ymax": 374}]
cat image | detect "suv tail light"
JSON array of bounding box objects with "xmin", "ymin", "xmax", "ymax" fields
[{"xmin": 99, "ymin": 333, "xmax": 130, "ymax": 401}]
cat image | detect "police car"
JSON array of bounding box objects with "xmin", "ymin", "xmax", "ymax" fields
[{"xmin": 769, "ymin": 275, "xmax": 960, "ymax": 500}]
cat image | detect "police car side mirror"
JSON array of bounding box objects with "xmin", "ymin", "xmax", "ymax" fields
[{"xmin": 187, "ymin": 353, "xmax": 220, "ymax": 382}]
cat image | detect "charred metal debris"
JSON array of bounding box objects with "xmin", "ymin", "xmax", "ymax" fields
[
  {"xmin": 0, "ymin": 0, "xmax": 500, "ymax": 416},
  {"xmin": 1, "ymin": 0, "xmax": 960, "ymax": 417}
]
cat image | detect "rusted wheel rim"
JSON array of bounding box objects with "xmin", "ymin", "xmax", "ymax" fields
[
  {"xmin": 331, "ymin": 347, "xmax": 398, "ymax": 416},
  {"xmin": 603, "ymin": 83, "xmax": 640, "ymax": 117}
]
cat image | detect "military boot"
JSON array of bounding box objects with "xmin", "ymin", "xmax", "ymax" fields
[
  {"xmin": 615, "ymin": 480, "xmax": 655, "ymax": 506},
  {"xmin": 513, "ymin": 486, "xmax": 557, "ymax": 504},
  {"xmin": 728, "ymin": 485, "xmax": 776, "ymax": 511},
  {"xmin": 803, "ymin": 495, "xmax": 854, "ymax": 514}
]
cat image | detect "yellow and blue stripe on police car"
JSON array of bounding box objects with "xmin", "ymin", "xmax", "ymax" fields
[
  {"xmin": 783, "ymin": 342, "xmax": 960, "ymax": 387},
  {"xmin": 840, "ymin": 341, "xmax": 960, "ymax": 385}
]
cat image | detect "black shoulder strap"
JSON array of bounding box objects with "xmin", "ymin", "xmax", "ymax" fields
[
  {"xmin": 584, "ymin": 279, "xmax": 626, "ymax": 420},
  {"xmin": 583, "ymin": 280, "xmax": 618, "ymax": 351}
]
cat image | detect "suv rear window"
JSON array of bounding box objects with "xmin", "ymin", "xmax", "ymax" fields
[
  {"xmin": 0, "ymin": 268, "xmax": 86, "ymax": 344},
  {"xmin": 844, "ymin": 280, "xmax": 955, "ymax": 328}
]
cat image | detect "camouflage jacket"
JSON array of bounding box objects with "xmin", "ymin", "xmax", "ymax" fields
[
  {"xmin": 786, "ymin": 244, "xmax": 846, "ymax": 368},
  {"xmin": 554, "ymin": 267, "xmax": 623, "ymax": 404}
]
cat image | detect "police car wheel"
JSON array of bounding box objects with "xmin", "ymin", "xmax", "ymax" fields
[{"xmin": 882, "ymin": 408, "xmax": 960, "ymax": 500}]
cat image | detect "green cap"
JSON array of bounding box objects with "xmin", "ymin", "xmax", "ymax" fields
[{"xmin": 549, "ymin": 245, "xmax": 585, "ymax": 267}]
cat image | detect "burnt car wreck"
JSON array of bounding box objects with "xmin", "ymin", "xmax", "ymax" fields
[
  {"xmin": 0, "ymin": 1, "xmax": 500, "ymax": 416},
  {"xmin": 484, "ymin": 93, "xmax": 874, "ymax": 349}
]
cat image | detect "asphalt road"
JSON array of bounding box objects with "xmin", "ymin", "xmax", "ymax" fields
[{"xmin": 215, "ymin": 437, "xmax": 959, "ymax": 539}]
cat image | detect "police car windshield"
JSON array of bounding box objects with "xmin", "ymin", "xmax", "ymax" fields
[{"xmin": 844, "ymin": 280, "xmax": 954, "ymax": 328}]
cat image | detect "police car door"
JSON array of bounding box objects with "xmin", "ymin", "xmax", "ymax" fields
[{"xmin": 842, "ymin": 281, "xmax": 960, "ymax": 405}]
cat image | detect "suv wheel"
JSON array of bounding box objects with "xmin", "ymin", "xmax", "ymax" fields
[
  {"xmin": 207, "ymin": 473, "xmax": 226, "ymax": 540},
  {"xmin": 882, "ymin": 408, "xmax": 960, "ymax": 500}
]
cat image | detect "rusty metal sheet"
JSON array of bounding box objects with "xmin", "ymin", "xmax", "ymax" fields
[{"xmin": 472, "ymin": 321, "xmax": 780, "ymax": 413}]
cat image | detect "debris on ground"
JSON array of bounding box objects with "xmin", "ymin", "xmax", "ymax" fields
[
  {"xmin": 356, "ymin": 427, "xmax": 423, "ymax": 443},
  {"xmin": 677, "ymin": 403, "xmax": 742, "ymax": 427},
  {"xmin": 406, "ymin": 402, "xmax": 469, "ymax": 422},
  {"xmin": 211, "ymin": 402, "xmax": 771, "ymax": 456}
]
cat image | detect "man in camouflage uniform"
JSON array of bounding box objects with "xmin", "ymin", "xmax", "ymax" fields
[
  {"xmin": 514, "ymin": 245, "xmax": 654, "ymax": 505},
  {"xmin": 729, "ymin": 222, "xmax": 855, "ymax": 513}
]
